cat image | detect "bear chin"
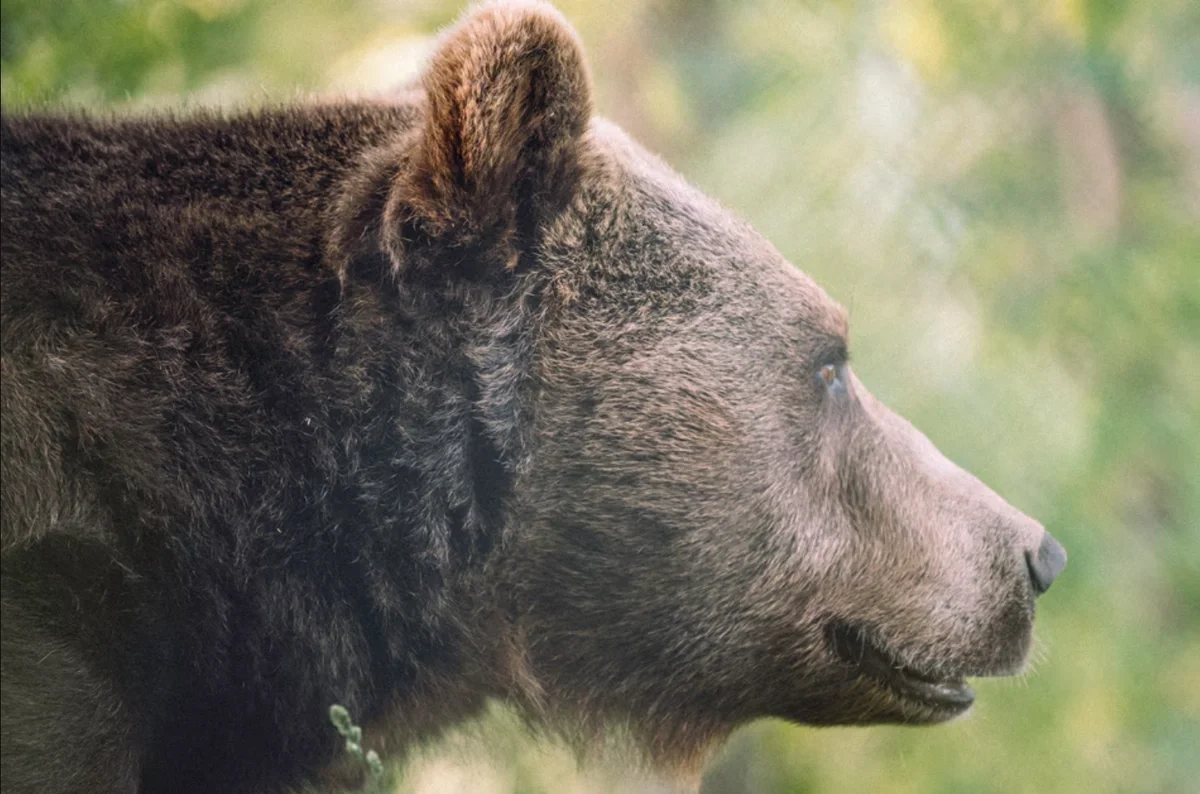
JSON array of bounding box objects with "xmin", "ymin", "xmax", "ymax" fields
[
  {"xmin": 821, "ymin": 619, "xmax": 1038, "ymax": 724},
  {"xmin": 829, "ymin": 626, "xmax": 975, "ymax": 722}
]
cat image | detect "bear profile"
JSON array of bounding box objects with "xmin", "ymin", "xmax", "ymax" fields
[{"xmin": 0, "ymin": 3, "xmax": 1065, "ymax": 793}]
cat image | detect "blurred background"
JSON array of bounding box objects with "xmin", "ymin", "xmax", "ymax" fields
[{"xmin": 3, "ymin": 0, "xmax": 1197, "ymax": 792}]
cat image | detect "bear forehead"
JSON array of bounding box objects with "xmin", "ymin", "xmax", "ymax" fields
[{"xmin": 572, "ymin": 117, "xmax": 851, "ymax": 344}]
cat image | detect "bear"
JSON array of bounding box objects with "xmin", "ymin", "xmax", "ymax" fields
[{"xmin": 0, "ymin": 2, "xmax": 1067, "ymax": 792}]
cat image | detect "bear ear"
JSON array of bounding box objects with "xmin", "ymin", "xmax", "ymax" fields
[{"xmin": 384, "ymin": 1, "xmax": 593, "ymax": 277}]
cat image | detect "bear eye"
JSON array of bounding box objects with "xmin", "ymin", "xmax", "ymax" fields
[
  {"xmin": 818, "ymin": 361, "xmax": 848, "ymax": 395},
  {"xmin": 820, "ymin": 363, "xmax": 838, "ymax": 387}
]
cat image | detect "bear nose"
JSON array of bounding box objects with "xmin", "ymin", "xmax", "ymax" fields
[{"xmin": 1026, "ymin": 532, "xmax": 1067, "ymax": 595}]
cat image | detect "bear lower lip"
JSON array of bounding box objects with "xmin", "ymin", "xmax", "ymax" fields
[{"xmin": 827, "ymin": 623, "xmax": 976, "ymax": 712}]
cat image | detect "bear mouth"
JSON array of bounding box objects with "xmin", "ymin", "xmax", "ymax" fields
[{"xmin": 828, "ymin": 622, "xmax": 976, "ymax": 714}]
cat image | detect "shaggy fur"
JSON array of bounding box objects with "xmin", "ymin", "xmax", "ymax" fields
[{"xmin": 0, "ymin": 3, "xmax": 1064, "ymax": 793}]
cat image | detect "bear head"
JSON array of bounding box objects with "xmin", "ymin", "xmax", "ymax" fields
[{"xmin": 335, "ymin": 0, "xmax": 1067, "ymax": 770}]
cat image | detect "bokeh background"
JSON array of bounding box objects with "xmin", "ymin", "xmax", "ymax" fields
[{"xmin": 3, "ymin": 1, "xmax": 1197, "ymax": 792}]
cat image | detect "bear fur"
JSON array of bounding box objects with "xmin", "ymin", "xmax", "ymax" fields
[{"xmin": 0, "ymin": 3, "xmax": 1064, "ymax": 793}]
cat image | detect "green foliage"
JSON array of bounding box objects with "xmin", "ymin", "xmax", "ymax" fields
[
  {"xmin": 3, "ymin": 1, "xmax": 1197, "ymax": 792},
  {"xmin": 328, "ymin": 704, "xmax": 387, "ymax": 793},
  {"xmin": 0, "ymin": 0, "xmax": 260, "ymax": 104}
]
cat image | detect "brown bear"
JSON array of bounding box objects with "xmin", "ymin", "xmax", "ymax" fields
[{"xmin": 0, "ymin": 2, "xmax": 1066, "ymax": 792}]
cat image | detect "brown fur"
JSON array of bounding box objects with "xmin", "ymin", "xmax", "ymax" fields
[{"xmin": 0, "ymin": 3, "xmax": 1064, "ymax": 792}]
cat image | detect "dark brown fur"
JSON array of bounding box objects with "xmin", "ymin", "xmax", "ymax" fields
[{"xmin": 0, "ymin": 3, "xmax": 1063, "ymax": 792}]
